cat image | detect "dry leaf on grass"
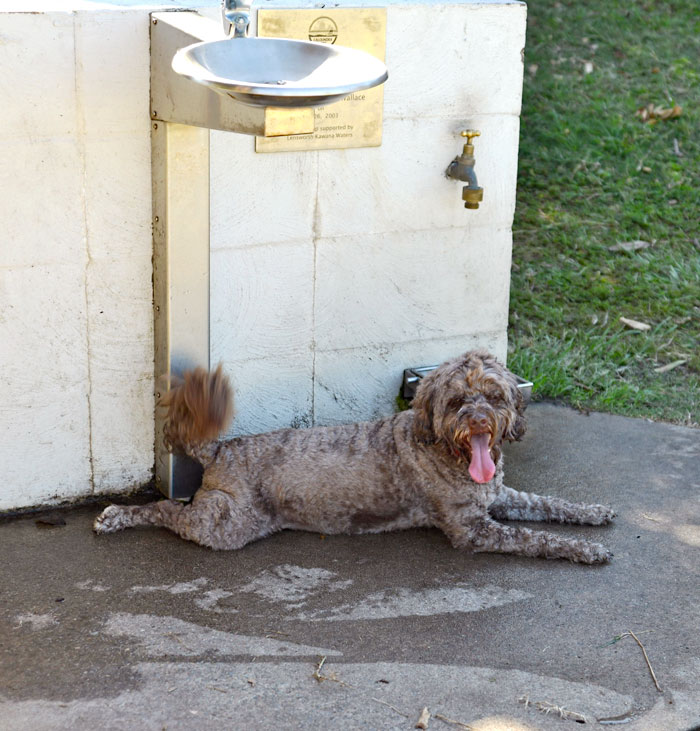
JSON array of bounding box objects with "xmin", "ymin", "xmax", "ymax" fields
[
  {"xmin": 636, "ymin": 103, "xmax": 682, "ymax": 123},
  {"xmin": 654, "ymin": 359, "xmax": 687, "ymax": 374},
  {"xmin": 620, "ymin": 317, "xmax": 651, "ymax": 331},
  {"xmin": 608, "ymin": 240, "xmax": 651, "ymax": 253}
]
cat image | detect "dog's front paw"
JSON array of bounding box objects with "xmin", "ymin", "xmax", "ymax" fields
[
  {"xmin": 93, "ymin": 505, "xmax": 129, "ymax": 534},
  {"xmin": 576, "ymin": 541, "xmax": 613, "ymax": 564},
  {"xmin": 585, "ymin": 504, "xmax": 616, "ymax": 525}
]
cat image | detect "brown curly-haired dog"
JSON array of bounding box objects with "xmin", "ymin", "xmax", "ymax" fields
[{"xmin": 94, "ymin": 351, "xmax": 614, "ymax": 563}]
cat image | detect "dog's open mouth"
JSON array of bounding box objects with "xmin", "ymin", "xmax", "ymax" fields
[{"xmin": 468, "ymin": 432, "xmax": 496, "ymax": 483}]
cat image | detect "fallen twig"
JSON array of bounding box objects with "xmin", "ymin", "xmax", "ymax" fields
[
  {"xmin": 311, "ymin": 656, "xmax": 351, "ymax": 687},
  {"xmin": 535, "ymin": 700, "xmax": 588, "ymax": 723},
  {"xmin": 370, "ymin": 697, "xmax": 411, "ymax": 719},
  {"xmin": 416, "ymin": 706, "xmax": 431, "ymax": 729},
  {"xmin": 602, "ymin": 631, "xmax": 662, "ymax": 692},
  {"xmin": 627, "ymin": 630, "xmax": 663, "ymax": 692},
  {"xmin": 601, "ymin": 629, "xmax": 653, "ymax": 647},
  {"xmin": 312, "ymin": 655, "xmax": 327, "ymax": 682},
  {"xmin": 207, "ymin": 685, "xmax": 228, "ymax": 693},
  {"xmin": 520, "ymin": 695, "xmax": 589, "ymax": 723},
  {"xmin": 434, "ymin": 712, "xmax": 474, "ymax": 729}
]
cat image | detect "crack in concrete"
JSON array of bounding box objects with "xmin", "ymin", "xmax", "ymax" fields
[
  {"xmin": 310, "ymin": 150, "xmax": 321, "ymax": 426},
  {"xmin": 72, "ymin": 12, "xmax": 95, "ymax": 494}
]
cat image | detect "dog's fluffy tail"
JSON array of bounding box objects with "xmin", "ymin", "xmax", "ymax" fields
[{"xmin": 160, "ymin": 364, "xmax": 233, "ymax": 465}]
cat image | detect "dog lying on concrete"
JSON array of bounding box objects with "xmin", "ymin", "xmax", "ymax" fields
[{"xmin": 94, "ymin": 350, "xmax": 614, "ymax": 563}]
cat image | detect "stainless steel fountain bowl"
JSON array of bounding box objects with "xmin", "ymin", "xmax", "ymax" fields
[{"xmin": 171, "ymin": 37, "xmax": 388, "ymax": 108}]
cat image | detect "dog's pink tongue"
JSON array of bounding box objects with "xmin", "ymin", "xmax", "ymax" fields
[{"xmin": 468, "ymin": 433, "xmax": 496, "ymax": 483}]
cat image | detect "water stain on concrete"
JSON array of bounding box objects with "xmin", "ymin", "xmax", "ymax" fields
[
  {"xmin": 294, "ymin": 584, "xmax": 532, "ymax": 621},
  {"xmin": 104, "ymin": 612, "xmax": 342, "ymax": 659},
  {"xmin": 239, "ymin": 564, "xmax": 353, "ymax": 606},
  {"xmin": 128, "ymin": 577, "xmax": 210, "ymax": 595},
  {"xmin": 14, "ymin": 612, "xmax": 58, "ymax": 630}
]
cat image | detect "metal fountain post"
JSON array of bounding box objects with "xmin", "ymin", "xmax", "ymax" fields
[
  {"xmin": 149, "ymin": 5, "xmax": 387, "ymax": 498},
  {"xmin": 150, "ymin": 9, "xmax": 328, "ymax": 498}
]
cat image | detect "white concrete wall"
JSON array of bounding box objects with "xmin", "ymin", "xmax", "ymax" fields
[
  {"xmin": 0, "ymin": 7, "xmax": 156, "ymax": 510},
  {"xmin": 211, "ymin": 0, "xmax": 526, "ymax": 434},
  {"xmin": 0, "ymin": 0, "xmax": 525, "ymax": 510}
]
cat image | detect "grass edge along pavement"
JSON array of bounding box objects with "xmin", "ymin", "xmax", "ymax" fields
[{"xmin": 507, "ymin": 0, "xmax": 700, "ymax": 426}]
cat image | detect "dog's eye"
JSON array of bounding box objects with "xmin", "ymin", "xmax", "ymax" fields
[{"xmin": 448, "ymin": 397, "xmax": 464, "ymax": 410}]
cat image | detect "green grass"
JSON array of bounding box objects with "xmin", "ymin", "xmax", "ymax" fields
[{"xmin": 509, "ymin": 0, "xmax": 700, "ymax": 425}]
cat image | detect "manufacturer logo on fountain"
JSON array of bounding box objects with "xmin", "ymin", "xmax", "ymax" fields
[{"xmin": 308, "ymin": 17, "xmax": 338, "ymax": 44}]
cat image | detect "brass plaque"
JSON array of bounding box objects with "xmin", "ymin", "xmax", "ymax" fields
[
  {"xmin": 263, "ymin": 106, "xmax": 315, "ymax": 137},
  {"xmin": 255, "ymin": 7, "xmax": 386, "ymax": 152}
]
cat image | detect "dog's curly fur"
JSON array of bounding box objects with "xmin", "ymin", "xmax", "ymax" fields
[{"xmin": 94, "ymin": 351, "xmax": 614, "ymax": 563}]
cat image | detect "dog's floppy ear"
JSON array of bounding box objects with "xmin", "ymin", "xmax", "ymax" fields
[{"xmin": 411, "ymin": 377, "xmax": 436, "ymax": 443}]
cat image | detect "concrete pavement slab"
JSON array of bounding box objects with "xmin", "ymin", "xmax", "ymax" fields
[{"xmin": 1, "ymin": 404, "xmax": 699, "ymax": 729}]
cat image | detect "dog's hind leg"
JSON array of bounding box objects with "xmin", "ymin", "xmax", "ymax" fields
[
  {"xmin": 93, "ymin": 489, "xmax": 275, "ymax": 550},
  {"xmin": 488, "ymin": 485, "xmax": 615, "ymax": 525}
]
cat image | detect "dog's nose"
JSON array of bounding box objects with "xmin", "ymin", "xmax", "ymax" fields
[{"xmin": 470, "ymin": 416, "xmax": 489, "ymax": 431}]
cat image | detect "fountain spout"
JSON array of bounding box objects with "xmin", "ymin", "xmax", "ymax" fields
[{"xmin": 222, "ymin": 0, "xmax": 251, "ymax": 38}]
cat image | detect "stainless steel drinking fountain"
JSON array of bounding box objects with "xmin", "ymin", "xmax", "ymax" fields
[{"xmin": 150, "ymin": 5, "xmax": 388, "ymax": 498}]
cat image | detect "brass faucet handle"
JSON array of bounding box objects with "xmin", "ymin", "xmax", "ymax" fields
[{"xmin": 460, "ymin": 129, "xmax": 481, "ymax": 144}]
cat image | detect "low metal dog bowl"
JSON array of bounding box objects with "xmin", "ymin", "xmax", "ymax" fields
[{"xmin": 401, "ymin": 365, "xmax": 533, "ymax": 404}]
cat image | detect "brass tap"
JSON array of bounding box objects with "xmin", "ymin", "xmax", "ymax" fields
[
  {"xmin": 446, "ymin": 129, "xmax": 484, "ymax": 210},
  {"xmin": 461, "ymin": 129, "xmax": 480, "ymax": 154}
]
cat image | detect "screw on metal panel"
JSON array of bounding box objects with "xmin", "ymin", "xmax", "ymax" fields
[
  {"xmin": 152, "ymin": 18, "xmax": 158, "ymax": 25},
  {"xmin": 153, "ymin": 123, "xmax": 158, "ymax": 130},
  {"xmin": 155, "ymin": 305, "xmax": 160, "ymax": 312},
  {"xmin": 151, "ymin": 110, "xmax": 157, "ymax": 117},
  {"xmin": 156, "ymin": 392, "xmax": 161, "ymax": 399},
  {"xmin": 154, "ymin": 216, "xmax": 159, "ymax": 223}
]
